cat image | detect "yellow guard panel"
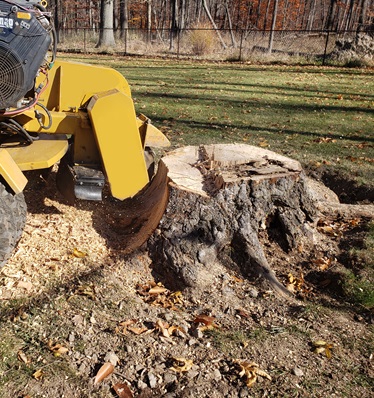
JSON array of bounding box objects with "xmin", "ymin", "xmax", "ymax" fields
[
  {"xmin": 87, "ymin": 89, "xmax": 149, "ymax": 200},
  {"xmin": 0, "ymin": 149, "xmax": 28, "ymax": 194},
  {"xmin": 6, "ymin": 138, "xmax": 68, "ymax": 171}
]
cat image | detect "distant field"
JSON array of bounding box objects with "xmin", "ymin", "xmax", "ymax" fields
[{"xmin": 64, "ymin": 55, "xmax": 374, "ymax": 199}]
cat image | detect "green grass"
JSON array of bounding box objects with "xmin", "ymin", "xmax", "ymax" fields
[
  {"xmin": 62, "ymin": 55, "xmax": 373, "ymax": 191},
  {"xmin": 342, "ymin": 222, "xmax": 374, "ymax": 308}
]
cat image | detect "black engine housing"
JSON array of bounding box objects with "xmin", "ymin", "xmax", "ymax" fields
[{"xmin": 0, "ymin": 0, "xmax": 51, "ymax": 109}]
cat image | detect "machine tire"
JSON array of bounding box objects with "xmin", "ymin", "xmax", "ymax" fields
[{"xmin": 0, "ymin": 182, "xmax": 27, "ymax": 268}]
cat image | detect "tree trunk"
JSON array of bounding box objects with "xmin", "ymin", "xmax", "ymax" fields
[
  {"xmin": 119, "ymin": 0, "xmax": 128, "ymax": 40},
  {"xmin": 97, "ymin": 0, "xmax": 116, "ymax": 48},
  {"xmin": 147, "ymin": 0, "xmax": 152, "ymax": 43},
  {"xmin": 148, "ymin": 144, "xmax": 320, "ymax": 299},
  {"xmin": 169, "ymin": 0, "xmax": 178, "ymax": 50},
  {"xmin": 225, "ymin": 0, "xmax": 237, "ymax": 48},
  {"xmin": 268, "ymin": 0, "xmax": 279, "ymax": 53},
  {"xmin": 202, "ymin": 0, "xmax": 227, "ymax": 49}
]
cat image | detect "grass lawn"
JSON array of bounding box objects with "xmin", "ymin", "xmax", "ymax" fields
[{"xmin": 63, "ymin": 55, "xmax": 374, "ymax": 196}]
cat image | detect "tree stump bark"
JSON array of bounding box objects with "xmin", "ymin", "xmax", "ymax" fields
[{"xmin": 148, "ymin": 144, "xmax": 320, "ymax": 298}]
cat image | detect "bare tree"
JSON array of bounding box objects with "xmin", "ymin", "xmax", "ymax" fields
[
  {"xmin": 202, "ymin": 0, "xmax": 227, "ymax": 49},
  {"xmin": 119, "ymin": 0, "xmax": 128, "ymax": 39},
  {"xmin": 97, "ymin": 0, "xmax": 116, "ymax": 48},
  {"xmin": 169, "ymin": 0, "xmax": 178, "ymax": 50},
  {"xmin": 225, "ymin": 0, "xmax": 237, "ymax": 47},
  {"xmin": 268, "ymin": 0, "xmax": 279, "ymax": 53}
]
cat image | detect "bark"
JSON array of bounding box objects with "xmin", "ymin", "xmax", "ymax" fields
[
  {"xmin": 147, "ymin": 0, "xmax": 152, "ymax": 43},
  {"xmin": 225, "ymin": 0, "xmax": 237, "ymax": 48},
  {"xmin": 169, "ymin": 0, "xmax": 178, "ymax": 50},
  {"xmin": 268, "ymin": 0, "xmax": 279, "ymax": 53},
  {"xmin": 97, "ymin": 0, "xmax": 116, "ymax": 48},
  {"xmin": 202, "ymin": 0, "xmax": 227, "ymax": 49},
  {"xmin": 148, "ymin": 144, "xmax": 320, "ymax": 299},
  {"xmin": 119, "ymin": 0, "xmax": 128, "ymax": 39}
]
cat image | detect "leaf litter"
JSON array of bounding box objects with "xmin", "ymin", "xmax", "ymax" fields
[{"xmin": 0, "ymin": 170, "xmax": 373, "ymax": 397}]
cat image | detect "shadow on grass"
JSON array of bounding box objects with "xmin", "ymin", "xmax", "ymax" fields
[{"xmin": 153, "ymin": 115, "xmax": 374, "ymax": 143}]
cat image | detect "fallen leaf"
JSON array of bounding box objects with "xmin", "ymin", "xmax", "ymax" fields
[
  {"xmin": 312, "ymin": 340, "xmax": 334, "ymax": 358},
  {"xmin": 72, "ymin": 248, "xmax": 87, "ymax": 258},
  {"xmin": 169, "ymin": 357, "xmax": 193, "ymax": 373},
  {"xmin": 136, "ymin": 282, "xmax": 183, "ymax": 310},
  {"xmin": 48, "ymin": 341, "xmax": 69, "ymax": 356},
  {"xmin": 33, "ymin": 369, "xmax": 44, "ymax": 380},
  {"xmin": 75, "ymin": 284, "xmax": 96, "ymax": 300},
  {"xmin": 148, "ymin": 286, "xmax": 168, "ymax": 295},
  {"xmin": 18, "ymin": 350, "xmax": 30, "ymax": 364},
  {"xmin": 259, "ymin": 140, "xmax": 269, "ymax": 147},
  {"xmin": 156, "ymin": 319, "xmax": 170, "ymax": 337},
  {"xmin": 235, "ymin": 360, "xmax": 272, "ymax": 388},
  {"xmin": 113, "ymin": 383, "xmax": 134, "ymax": 398},
  {"xmin": 194, "ymin": 314, "xmax": 216, "ymax": 326},
  {"xmin": 127, "ymin": 326, "xmax": 149, "ymax": 335},
  {"xmin": 94, "ymin": 362, "xmax": 114, "ymax": 384},
  {"xmin": 312, "ymin": 257, "xmax": 332, "ymax": 271}
]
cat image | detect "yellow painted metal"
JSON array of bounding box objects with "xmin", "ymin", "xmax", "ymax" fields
[
  {"xmin": 5, "ymin": 137, "xmax": 68, "ymax": 171},
  {"xmin": 137, "ymin": 115, "xmax": 171, "ymax": 148},
  {"xmin": 33, "ymin": 60, "xmax": 132, "ymax": 113},
  {"xmin": 0, "ymin": 149, "xmax": 28, "ymax": 194},
  {"xmin": 1, "ymin": 60, "xmax": 169, "ymax": 198},
  {"xmin": 87, "ymin": 89, "xmax": 149, "ymax": 200}
]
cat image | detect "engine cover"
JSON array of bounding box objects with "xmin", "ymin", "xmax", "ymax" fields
[{"xmin": 0, "ymin": 0, "xmax": 51, "ymax": 109}]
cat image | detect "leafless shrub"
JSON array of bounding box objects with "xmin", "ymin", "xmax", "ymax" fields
[{"xmin": 187, "ymin": 24, "xmax": 217, "ymax": 56}]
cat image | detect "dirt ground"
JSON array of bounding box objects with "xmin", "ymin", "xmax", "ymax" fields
[{"xmin": 0, "ymin": 169, "xmax": 373, "ymax": 398}]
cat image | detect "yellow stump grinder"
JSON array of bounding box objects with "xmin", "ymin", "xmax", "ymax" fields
[{"xmin": 0, "ymin": 0, "xmax": 170, "ymax": 267}]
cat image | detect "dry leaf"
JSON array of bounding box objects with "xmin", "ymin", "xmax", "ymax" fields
[
  {"xmin": 136, "ymin": 282, "xmax": 183, "ymax": 310},
  {"xmin": 94, "ymin": 362, "xmax": 114, "ymax": 384},
  {"xmin": 259, "ymin": 140, "xmax": 269, "ymax": 147},
  {"xmin": 148, "ymin": 286, "xmax": 168, "ymax": 295},
  {"xmin": 312, "ymin": 340, "xmax": 334, "ymax": 358},
  {"xmin": 235, "ymin": 360, "xmax": 272, "ymax": 388},
  {"xmin": 286, "ymin": 273, "xmax": 304, "ymax": 292},
  {"xmin": 169, "ymin": 357, "xmax": 193, "ymax": 373},
  {"xmin": 113, "ymin": 383, "xmax": 134, "ymax": 398},
  {"xmin": 18, "ymin": 350, "xmax": 30, "ymax": 364},
  {"xmin": 312, "ymin": 257, "xmax": 332, "ymax": 271},
  {"xmin": 156, "ymin": 319, "xmax": 170, "ymax": 337},
  {"xmin": 33, "ymin": 369, "xmax": 44, "ymax": 380},
  {"xmin": 48, "ymin": 342, "xmax": 69, "ymax": 356},
  {"xmin": 72, "ymin": 248, "xmax": 87, "ymax": 258},
  {"xmin": 75, "ymin": 284, "xmax": 96, "ymax": 300},
  {"xmin": 194, "ymin": 315, "xmax": 216, "ymax": 326},
  {"xmin": 127, "ymin": 326, "xmax": 149, "ymax": 335},
  {"xmin": 117, "ymin": 319, "xmax": 152, "ymax": 335}
]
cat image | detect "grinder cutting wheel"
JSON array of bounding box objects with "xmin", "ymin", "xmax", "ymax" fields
[{"xmin": 0, "ymin": 0, "xmax": 170, "ymax": 267}]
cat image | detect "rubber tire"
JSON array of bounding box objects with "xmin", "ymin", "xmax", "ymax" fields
[{"xmin": 0, "ymin": 183, "xmax": 27, "ymax": 268}]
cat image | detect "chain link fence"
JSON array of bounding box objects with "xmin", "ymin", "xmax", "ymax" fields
[{"xmin": 56, "ymin": 28, "xmax": 371, "ymax": 64}]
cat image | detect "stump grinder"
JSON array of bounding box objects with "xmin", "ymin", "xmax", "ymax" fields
[{"xmin": 0, "ymin": 0, "xmax": 170, "ymax": 267}]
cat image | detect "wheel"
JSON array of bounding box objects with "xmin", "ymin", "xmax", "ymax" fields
[{"xmin": 0, "ymin": 182, "xmax": 27, "ymax": 268}]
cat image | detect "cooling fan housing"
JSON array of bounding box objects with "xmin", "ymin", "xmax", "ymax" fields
[{"xmin": 0, "ymin": 0, "xmax": 51, "ymax": 109}]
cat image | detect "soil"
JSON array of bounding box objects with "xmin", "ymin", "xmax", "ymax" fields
[{"xmin": 0, "ymin": 166, "xmax": 373, "ymax": 398}]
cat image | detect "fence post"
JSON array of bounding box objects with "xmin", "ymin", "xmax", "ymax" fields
[
  {"xmin": 125, "ymin": 28, "xmax": 128, "ymax": 55},
  {"xmin": 177, "ymin": 29, "xmax": 180, "ymax": 58},
  {"xmin": 322, "ymin": 30, "xmax": 330, "ymax": 65},
  {"xmin": 239, "ymin": 29, "xmax": 244, "ymax": 61}
]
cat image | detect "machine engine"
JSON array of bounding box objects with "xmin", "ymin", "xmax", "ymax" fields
[{"xmin": 0, "ymin": 0, "xmax": 53, "ymax": 110}]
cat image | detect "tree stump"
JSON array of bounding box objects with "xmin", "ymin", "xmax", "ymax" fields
[{"xmin": 148, "ymin": 144, "xmax": 320, "ymax": 298}]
